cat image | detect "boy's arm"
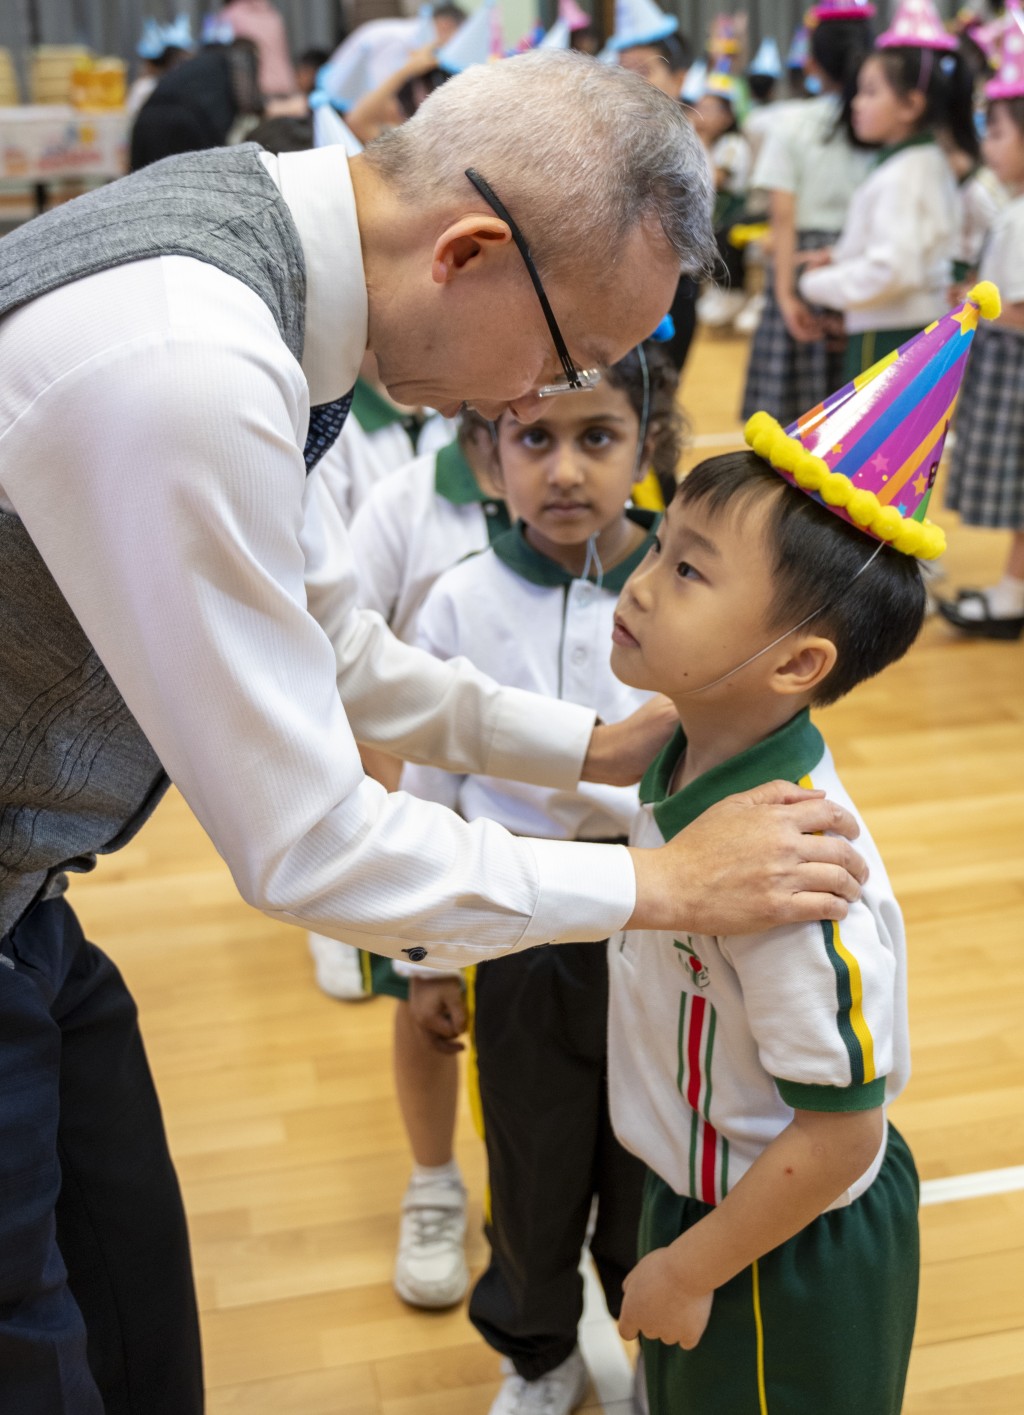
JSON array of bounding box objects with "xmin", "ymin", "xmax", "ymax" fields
[{"xmin": 620, "ymin": 1106, "xmax": 884, "ymax": 1348}]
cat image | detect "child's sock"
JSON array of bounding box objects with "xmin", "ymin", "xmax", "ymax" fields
[
  {"xmin": 962, "ymin": 574, "xmax": 1024, "ymax": 620},
  {"xmin": 409, "ymin": 1159, "xmax": 463, "ymax": 1189}
]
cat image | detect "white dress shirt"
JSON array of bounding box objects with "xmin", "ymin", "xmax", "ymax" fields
[{"xmin": 0, "ymin": 145, "xmax": 636, "ymax": 966}]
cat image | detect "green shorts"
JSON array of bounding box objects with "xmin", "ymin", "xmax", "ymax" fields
[
  {"xmin": 356, "ymin": 950, "xmax": 409, "ymax": 1002},
  {"xmin": 639, "ymin": 1123, "xmax": 919, "ymax": 1415}
]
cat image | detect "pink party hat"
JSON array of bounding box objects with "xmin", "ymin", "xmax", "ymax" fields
[
  {"xmin": 809, "ymin": 0, "xmax": 876, "ymax": 24},
  {"xmin": 987, "ymin": 3, "xmax": 1024, "ymax": 97},
  {"xmin": 877, "ymin": 0, "xmax": 958, "ymax": 51},
  {"xmin": 744, "ymin": 283, "xmax": 1002, "ymax": 559},
  {"xmin": 560, "ymin": 0, "xmax": 592, "ymax": 31}
]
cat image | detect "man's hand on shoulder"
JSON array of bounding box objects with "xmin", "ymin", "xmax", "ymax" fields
[
  {"xmin": 627, "ymin": 780, "xmax": 869, "ymax": 936},
  {"xmin": 580, "ymin": 696, "xmax": 678, "ymax": 788}
]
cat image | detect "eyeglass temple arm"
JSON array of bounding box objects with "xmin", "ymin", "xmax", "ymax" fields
[{"xmin": 464, "ymin": 167, "xmax": 580, "ymax": 388}]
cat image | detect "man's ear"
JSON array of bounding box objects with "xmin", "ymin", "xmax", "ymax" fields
[
  {"xmin": 770, "ymin": 635, "xmax": 837, "ymax": 698},
  {"xmin": 432, "ymin": 214, "xmax": 513, "ymax": 284}
]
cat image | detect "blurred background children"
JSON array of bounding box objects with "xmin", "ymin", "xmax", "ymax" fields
[
  {"xmin": 799, "ymin": 0, "xmax": 974, "ymax": 378},
  {"xmin": 741, "ymin": 5, "xmax": 875, "ymax": 425}
]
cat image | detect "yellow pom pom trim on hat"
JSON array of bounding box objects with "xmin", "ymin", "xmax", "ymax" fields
[
  {"xmin": 967, "ymin": 281, "xmax": 1001, "ymax": 321},
  {"xmin": 743, "ymin": 412, "xmax": 948, "ymax": 559}
]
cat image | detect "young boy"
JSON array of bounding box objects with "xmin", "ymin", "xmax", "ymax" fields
[{"xmin": 606, "ymin": 286, "xmax": 999, "ymax": 1413}]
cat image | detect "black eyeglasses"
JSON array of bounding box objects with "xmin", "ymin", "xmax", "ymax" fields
[{"xmin": 465, "ymin": 168, "xmax": 602, "ymax": 398}]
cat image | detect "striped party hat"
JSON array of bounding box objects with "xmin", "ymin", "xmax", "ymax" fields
[{"xmin": 744, "ymin": 283, "xmax": 1001, "ymax": 559}]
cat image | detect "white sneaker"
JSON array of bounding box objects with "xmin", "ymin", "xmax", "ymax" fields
[
  {"xmin": 488, "ymin": 1348, "xmax": 588, "ymax": 1415},
  {"xmin": 394, "ymin": 1176, "xmax": 469, "ymax": 1309},
  {"xmin": 307, "ymin": 933, "xmax": 371, "ymax": 1001},
  {"xmin": 734, "ymin": 290, "xmax": 766, "ymax": 334}
]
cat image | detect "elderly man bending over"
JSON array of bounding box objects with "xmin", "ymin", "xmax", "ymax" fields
[{"xmin": 0, "ymin": 51, "xmax": 867, "ymax": 1415}]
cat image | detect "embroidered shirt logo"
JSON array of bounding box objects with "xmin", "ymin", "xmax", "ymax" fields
[{"xmin": 674, "ymin": 937, "xmax": 710, "ymax": 989}]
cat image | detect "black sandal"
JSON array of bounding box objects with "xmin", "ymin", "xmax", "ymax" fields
[{"xmin": 937, "ymin": 590, "xmax": 1024, "ymax": 641}]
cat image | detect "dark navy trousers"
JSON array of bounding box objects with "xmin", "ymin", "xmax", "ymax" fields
[{"xmin": 0, "ymin": 897, "xmax": 203, "ymax": 1413}]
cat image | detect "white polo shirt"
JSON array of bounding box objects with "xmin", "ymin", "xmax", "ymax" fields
[{"xmin": 608, "ymin": 710, "xmax": 909, "ymax": 1207}]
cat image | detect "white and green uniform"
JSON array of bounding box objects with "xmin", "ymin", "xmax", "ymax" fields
[
  {"xmin": 403, "ymin": 514, "xmax": 657, "ymax": 837},
  {"xmin": 608, "ymin": 710, "xmax": 919, "ymax": 1415},
  {"xmin": 351, "ymin": 440, "xmax": 509, "ymax": 643},
  {"xmin": 405, "ymin": 515, "xmax": 658, "ymax": 1382},
  {"xmin": 317, "ymin": 377, "xmax": 456, "ymax": 523},
  {"xmin": 310, "ymin": 438, "xmax": 509, "ymax": 999}
]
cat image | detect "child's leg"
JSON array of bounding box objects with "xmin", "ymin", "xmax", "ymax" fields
[
  {"xmin": 391, "ymin": 983, "xmax": 468, "ymax": 1309},
  {"xmin": 393, "ymin": 998, "xmax": 459, "ymax": 1167},
  {"xmin": 469, "ymin": 943, "xmax": 608, "ymax": 1383},
  {"xmin": 641, "ymin": 1125, "xmax": 919, "ymax": 1415}
]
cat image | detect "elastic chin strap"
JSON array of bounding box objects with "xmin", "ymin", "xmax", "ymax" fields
[
  {"xmin": 683, "ymin": 541, "xmax": 885, "ymax": 696},
  {"xmin": 634, "ymin": 341, "xmax": 651, "ymax": 484}
]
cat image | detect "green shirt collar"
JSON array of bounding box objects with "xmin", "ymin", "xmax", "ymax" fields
[
  {"xmin": 435, "ymin": 440, "xmax": 489, "ymax": 504},
  {"xmin": 640, "ymin": 708, "xmax": 824, "ymax": 842},
  {"xmin": 349, "ymin": 378, "xmax": 408, "ymax": 433},
  {"xmin": 434, "ymin": 441, "xmax": 511, "ymax": 542},
  {"xmin": 873, "ymin": 131, "xmax": 935, "ymax": 170},
  {"xmin": 490, "ymin": 510, "xmax": 658, "ymax": 592}
]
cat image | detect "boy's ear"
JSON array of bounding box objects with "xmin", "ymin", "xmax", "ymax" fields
[{"xmin": 770, "ymin": 635, "xmax": 837, "ymax": 698}]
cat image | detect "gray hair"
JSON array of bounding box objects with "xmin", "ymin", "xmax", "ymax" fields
[{"xmin": 363, "ymin": 50, "xmax": 716, "ymax": 281}]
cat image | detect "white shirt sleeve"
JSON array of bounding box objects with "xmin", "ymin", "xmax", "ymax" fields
[
  {"xmin": 720, "ymin": 901, "xmax": 896, "ymax": 1109},
  {"xmin": 0, "ymin": 265, "xmax": 636, "ymax": 966},
  {"xmin": 798, "ymin": 156, "xmax": 948, "ymax": 313}
]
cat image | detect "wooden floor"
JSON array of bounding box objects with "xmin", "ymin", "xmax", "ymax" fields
[{"xmin": 70, "ymin": 327, "xmax": 1024, "ymax": 1412}]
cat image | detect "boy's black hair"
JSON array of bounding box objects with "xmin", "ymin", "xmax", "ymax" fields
[
  {"xmin": 603, "ymin": 342, "xmax": 684, "ymax": 503},
  {"xmin": 433, "ymin": 3, "xmax": 468, "ymax": 24},
  {"xmin": 872, "ymin": 45, "xmax": 980, "ymax": 161},
  {"xmin": 675, "ymin": 451, "xmax": 926, "ymax": 706},
  {"xmin": 810, "ymin": 17, "xmax": 876, "ymax": 147}
]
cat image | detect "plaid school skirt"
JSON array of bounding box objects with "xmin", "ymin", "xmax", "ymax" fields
[
  {"xmin": 740, "ymin": 230, "xmax": 846, "ymax": 428},
  {"xmin": 945, "ymin": 323, "xmax": 1024, "ymax": 530}
]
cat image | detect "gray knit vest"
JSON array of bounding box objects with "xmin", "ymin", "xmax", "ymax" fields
[{"xmin": 0, "ymin": 144, "xmax": 311, "ymax": 936}]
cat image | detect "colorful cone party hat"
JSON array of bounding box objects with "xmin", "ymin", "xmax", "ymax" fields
[
  {"xmin": 540, "ymin": 19, "xmax": 571, "ymax": 49},
  {"xmin": 311, "ymin": 96, "xmax": 364, "ymax": 155},
  {"xmin": 608, "ymin": 0, "xmax": 679, "ymax": 52},
  {"xmin": 163, "ymin": 15, "xmax": 194, "ymax": 50},
  {"xmin": 314, "ymin": 42, "xmax": 374, "ymax": 112},
  {"xmin": 986, "ymin": 3, "xmax": 1024, "ymax": 96},
  {"xmin": 787, "ymin": 24, "xmax": 809, "ymax": 68},
  {"xmin": 411, "ymin": 4, "xmax": 438, "ymax": 49},
  {"xmin": 810, "ymin": 0, "xmax": 876, "ymax": 23},
  {"xmin": 679, "ymin": 57, "xmax": 707, "ymax": 100},
  {"xmin": 877, "ymin": 0, "xmax": 958, "ymax": 51},
  {"xmin": 438, "ymin": 0, "xmax": 499, "ymax": 72},
  {"xmin": 749, "ymin": 37, "xmax": 783, "ymax": 79},
  {"xmin": 201, "ymin": 14, "xmax": 233, "ymax": 45},
  {"xmin": 744, "ymin": 283, "xmax": 1002, "ymax": 559},
  {"xmin": 560, "ymin": 0, "xmax": 592, "ymax": 31},
  {"xmin": 138, "ymin": 18, "xmax": 166, "ymax": 59}
]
